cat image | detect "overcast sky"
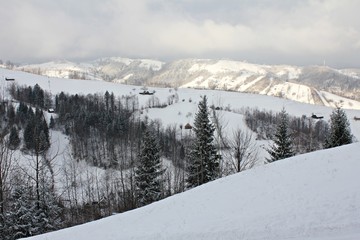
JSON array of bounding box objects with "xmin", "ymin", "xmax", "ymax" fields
[{"xmin": 1, "ymin": 0, "xmax": 360, "ymax": 68}]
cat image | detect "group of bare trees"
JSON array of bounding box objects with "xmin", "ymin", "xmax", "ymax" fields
[
  {"xmin": 0, "ymin": 138, "xmax": 14, "ymax": 215},
  {"xmin": 244, "ymin": 107, "xmax": 329, "ymax": 153},
  {"xmin": 211, "ymin": 104, "xmax": 259, "ymax": 176},
  {"xmin": 0, "ymin": 60, "xmax": 18, "ymax": 69}
]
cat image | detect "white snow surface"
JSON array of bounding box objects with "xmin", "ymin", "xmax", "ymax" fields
[
  {"xmin": 19, "ymin": 60, "xmax": 94, "ymax": 79},
  {"xmin": 23, "ymin": 143, "xmax": 360, "ymax": 240},
  {"xmin": 188, "ymin": 60, "xmax": 268, "ymax": 75},
  {"xmin": 266, "ymin": 81, "xmax": 315, "ymax": 104},
  {"xmin": 187, "ymin": 60, "xmax": 301, "ymax": 78},
  {"xmin": 17, "ymin": 57, "xmax": 164, "ymax": 82},
  {"xmin": 339, "ymin": 69, "xmax": 360, "ymax": 79},
  {"xmin": 95, "ymin": 57, "xmax": 164, "ymax": 71}
]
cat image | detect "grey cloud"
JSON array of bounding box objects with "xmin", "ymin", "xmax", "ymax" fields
[{"xmin": 1, "ymin": 0, "xmax": 360, "ymax": 68}]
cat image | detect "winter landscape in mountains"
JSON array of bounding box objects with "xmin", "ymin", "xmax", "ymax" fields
[
  {"xmin": 0, "ymin": 65, "xmax": 359, "ymax": 239},
  {"xmin": 16, "ymin": 58, "xmax": 360, "ymax": 109},
  {"xmin": 2, "ymin": 0, "xmax": 360, "ymax": 239}
]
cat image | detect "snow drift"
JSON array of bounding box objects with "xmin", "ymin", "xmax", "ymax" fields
[{"xmin": 23, "ymin": 143, "xmax": 360, "ymax": 240}]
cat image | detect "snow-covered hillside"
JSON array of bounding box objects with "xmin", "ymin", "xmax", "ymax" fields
[
  {"xmin": 152, "ymin": 59, "xmax": 360, "ymax": 108},
  {"xmin": 23, "ymin": 143, "xmax": 360, "ymax": 240},
  {"xmin": 19, "ymin": 60, "xmax": 96, "ymax": 79},
  {"xmin": 18, "ymin": 57, "xmax": 165, "ymax": 84},
  {"xmin": 0, "ymin": 66, "xmax": 359, "ymax": 239},
  {"xmin": 1, "ymin": 67, "xmax": 360, "ymax": 140},
  {"xmin": 16, "ymin": 58, "xmax": 360, "ymax": 109}
]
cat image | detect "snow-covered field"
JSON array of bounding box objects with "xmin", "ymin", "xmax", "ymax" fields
[
  {"xmin": 1, "ymin": 67, "xmax": 360, "ymax": 240},
  {"xmin": 23, "ymin": 143, "xmax": 360, "ymax": 240}
]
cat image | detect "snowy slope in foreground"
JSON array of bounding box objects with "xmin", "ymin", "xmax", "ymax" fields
[{"xmin": 24, "ymin": 143, "xmax": 360, "ymax": 240}]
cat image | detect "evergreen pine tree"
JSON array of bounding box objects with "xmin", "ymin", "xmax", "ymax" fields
[
  {"xmin": 33, "ymin": 183, "xmax": 63, "ymax": 234},
  {"xmin": 33, "ymin": 84, "xmax": 45, "ymax": 108},
  {"xmin": 6, "ymin": 185, "xmax": 36, "ymax": 239},
  {"xmin": 49, "ymin": 115, "xmax": 55, "ymax": 129},
  {"xmin": 23, "ymin": 109, "xmax": 50, "ymax": 152},
  {"xmin": 186, "ymin": 95, "xmax": 221, "ymax": 188},
  {"xmin": 40, "ymin": 117, "xmax": 50, "ymax": 150},
  {"xmin": 7, "ymin": 104, "xmax": 16, "ymax": 125},
  {"xmin": 135, "ymin": 128, "xmax": 165, "ymax": 207},
  {"xmin": 104, "ymin": 91, "xmax": 110, "ymax": 111},
  {"xmin": 267, "ymin": 108, "xmax": 294, "ymax": 163},
  {"xmin": 325, "ymin": 106, "xmax": 353, "ymax": 148},
  {"xmin": 4, "ymin": 182, "xmax": 62, "ymax": 239},
  {"xmin": 16, "ymin": 102, "xmax": 28, "ymax": 125},
  {"xmin": 8, "ymin": 126, "xmax": 20, "ymax": 150},
  {"xmin": 24, "ymin": 118, "xmax": 35, "ymax": 150}
]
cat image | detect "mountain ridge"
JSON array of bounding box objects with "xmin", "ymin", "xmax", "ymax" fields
[{"xmin": 15, "ymin": 57, "xmax": 360, "ymax": 109}]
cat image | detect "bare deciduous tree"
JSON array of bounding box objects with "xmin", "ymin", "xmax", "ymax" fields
[
  {"xmin": 211, "ymin": 101, "xmax": 229, "ymax": 149},
  {"xmin": 0, "ymin": 138, "xmax": 16, "ymax": 214},
  {"xmin": 230, "ymin": 129, "xmax": 259, "ymax": 173}
]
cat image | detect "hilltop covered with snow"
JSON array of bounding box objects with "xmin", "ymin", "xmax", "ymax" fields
[
  {"xmin": 14, "ymin": 58, "xmax": 360, "ymax": 109},
  {"xmin": 18, "ymin": 57, "xmax": 165, "ymax": 83},
  {"xmin": 23, "ymin": 143, "xmax": 360, "ymax": 240}
]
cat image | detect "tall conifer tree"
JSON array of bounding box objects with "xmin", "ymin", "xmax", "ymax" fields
[
  {"xmin": 267, "ymin": 108, "xmax": 294, "ymax": 163},
  {"xmin": 23, "ymin": 108, "xmax": 50, "ymax": 153},
  {"xmin": 186, "ymin": 96, "xmax": 221, "ymax": 188},
  {"xmin": 8, "ymin": 126, "xmax": 20, "ymax": 150},
  {"xmin": 135, "ymin": 128, "xmax": 164, "ymax": 207},
  {"xmin": 325, "ymin": 107, "xmax": 352, "ymax": 148}
]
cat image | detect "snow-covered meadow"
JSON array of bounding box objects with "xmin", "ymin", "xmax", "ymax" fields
[{"xmin": 23, "ymin": 143, "xmax": 360, "ymax": 240}]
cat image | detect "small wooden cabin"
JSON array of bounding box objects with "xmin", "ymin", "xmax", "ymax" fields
[
  {"xmin": 139, "ymin": 91, "xmax": 154, "ymax": 95},
  {"xmin": 311, "ymin": 114, "xmax": 323, "ymax": 119},
  {"xmin": 184, "ymin": 123, "xmax": 193, "ymax": 130}
]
